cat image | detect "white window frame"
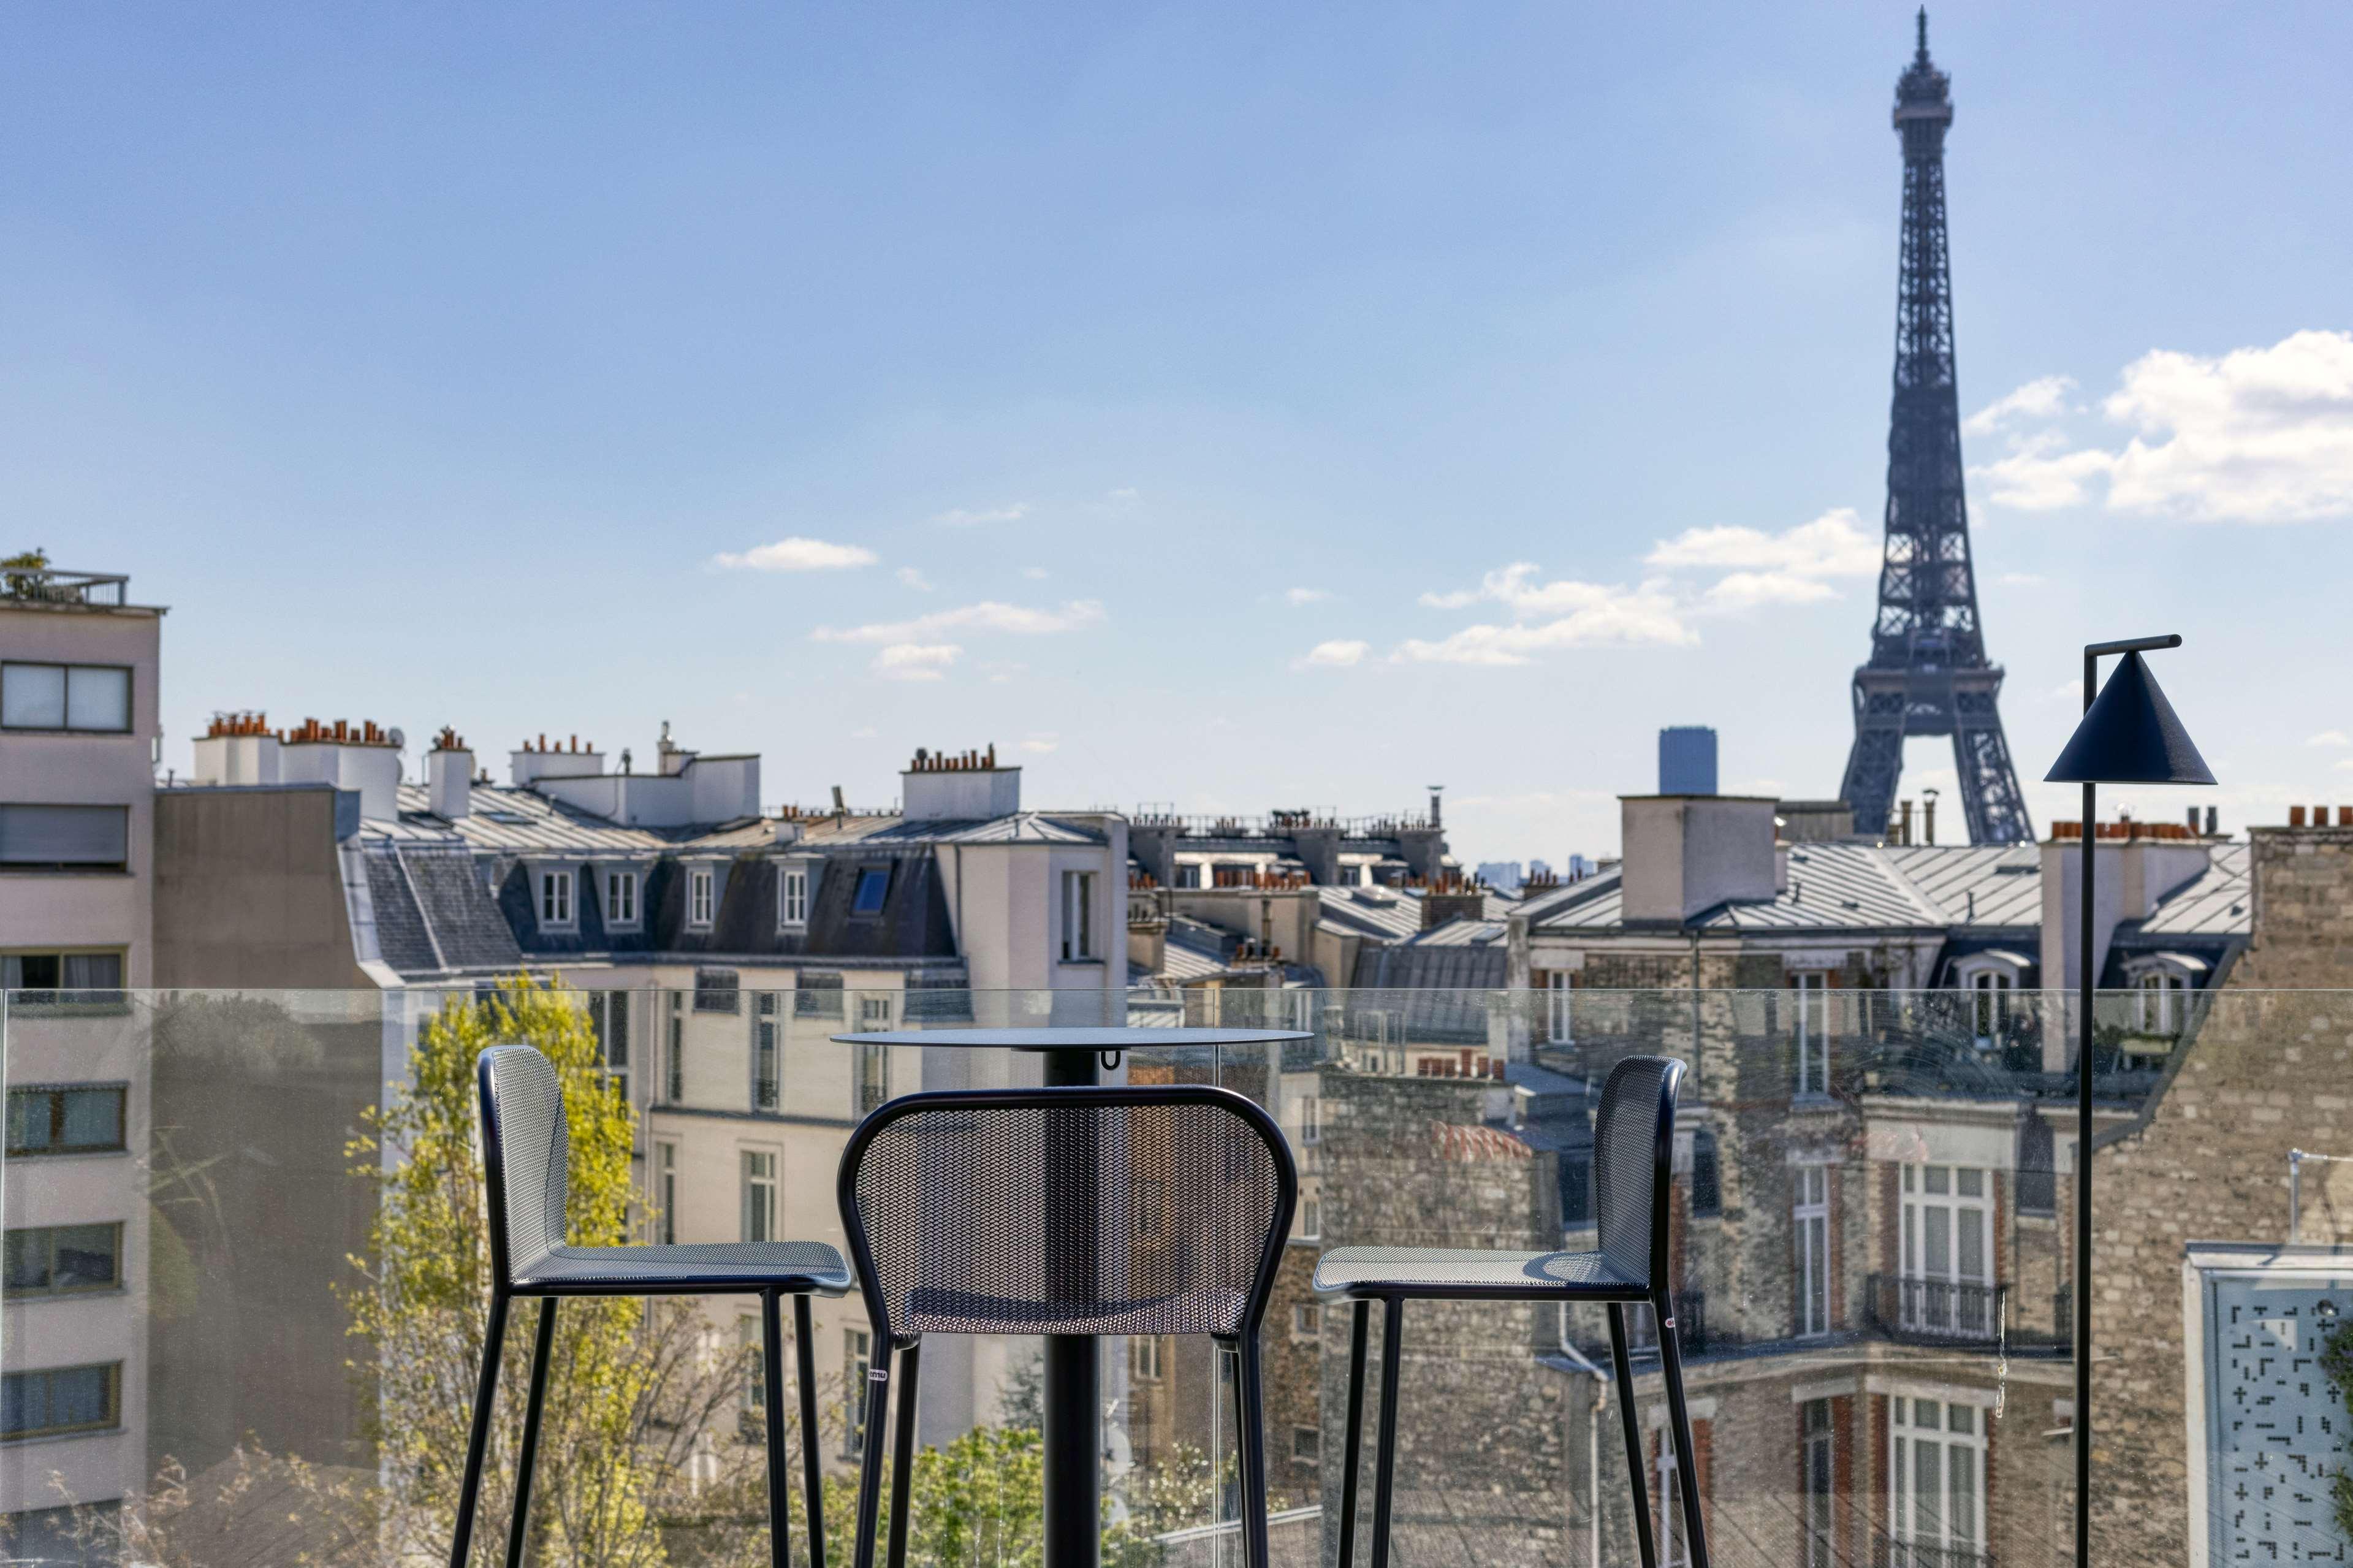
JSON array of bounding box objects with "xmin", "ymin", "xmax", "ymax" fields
[
  {"xmin": 540, "ymin": 869, "xmax": 574, "ymax": 928},
  {"xmin": 1060, "ymin": 869, "xmax": 1097, "ymax": 961},
  {"xmin": 844, "ymin": 1328, "xmax": 874, "ymax": 1453},
  {"xmin": 752, "ymin": 993, "xmax": 780, "ymax": 1111},
  {"xmin": 688, "ymin": 867, "xmax": 716, "ymax": 930},
  {"xmin": 1899, "ymin": 1164, "xmax": 1994, "ymax": 1336},
  {"xmin": 1801, "ymin": 1398, "xmax": 1834, "ymax": 1568},
  {"xmin": 1299, "ymin": 1195, "xmax": 1321, "ymax": 1242},
  {"xmin": 1298, "ymin": 1095, "xmax": 1320, "ymax": 1146},
  {"xmin": 1889, "ymin": 1396, "xmax": 1985, "ymax": 1561},
  {"xmin": 2127, "ymin": 962, "xmax": 2193, "ymax": 1035},
  {"xmin": 780, "ymin": 867, "xmax": 810, "ymax": 929},
  {"xmin": 854, "ymin": 1041, "xmax": 890, "ymax": 1119},
  {"xmin": 1795, "ymin": 1163, "xmax": 1831, "ymax": 1338},
  {"xmin": 1793, "ymin": 972, "xmax": 1829, "ymax": 1095},
  {"xmin": 1130, "ymin": 1336, "xmax": 1165, "ymax": 1382},
  {"xmin": 1546, "ymin": 971, "xmax": 1574, "ymax": 1045},
  {"xmin": 741, "ymin": 1149, "xmax": 778, "ymax": 1244},
  {"xmin": 656, "ymin": 1141, "xmax": 678, "ymax": 1246},
  {"xmin": 606, "ymin": 869, "xmax": 639, "ymax": 927}
]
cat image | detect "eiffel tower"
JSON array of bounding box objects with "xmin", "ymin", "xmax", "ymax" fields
[{"xmin": 1838, "ymin": 10, "xmax": 2031, "ymax": 845}]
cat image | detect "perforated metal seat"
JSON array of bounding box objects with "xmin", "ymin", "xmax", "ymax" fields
[
  {"xmin": 837, "ymin": 1086, "xmax": 1297, "ymax": 1568},
  {"xmin": 1312, "ymin": 1056, "xmax": 1712, "ymax": 1568},
  {"xmin": 449, "ymin": 1045, "xmax": 850, "ymax": 1568}
]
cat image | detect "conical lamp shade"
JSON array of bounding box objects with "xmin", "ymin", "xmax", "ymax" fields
[{"xmin": 2045, "ymin": 650, "xmax": 2215, "ymax": 785}]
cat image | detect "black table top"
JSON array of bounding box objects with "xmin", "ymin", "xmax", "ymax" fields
[{"xmin": 831, "ymin": 1026, "xmax": 1312, "ymax": 1050}]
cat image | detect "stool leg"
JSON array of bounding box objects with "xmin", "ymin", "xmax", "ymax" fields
[
  {"xmin": 1337, "ymin": 1301, "xmax": 1370, "ymax": 1568},
  {"xmin": 762, "ymin": 1290, "xmax": 792, "ymax": 1568},
  {"xmin": 794, "ymin": 1294, "xmax": 827, "ymax": 1568},
  {"xmin": 1606, "ymin": 1303, "xmax": 1658, "ymax": 1568},
  {"xmin": 1234, "ymin": 1333, "xmax": 1272, "ymax": 1568},
  {"xmin": 503, "ymin": 1298, "xmax": 558, "ymax": 1568},
  {"xmin": 886, "ymin": 1340, "xmax": 922, "ymax": 1568},
  {"xmin": 449, "ymin": 1290, "xmax": 511, "ymax": 1568},
  {"xmin": 851, "ymin": 1344, "xmax": 894, "ymax": 1568},
  {"xmin": 1654, "ymin": 1295, "xmax": 1711, "ymax": 1568},
  {"xmin": 1368, "ymin": 1299, "xmax": 1404, "ymax": 1568}
]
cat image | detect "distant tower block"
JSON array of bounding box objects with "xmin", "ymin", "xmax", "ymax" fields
[
  {"xmin": 1836, "ymin": 10, "xmax": 2032, "ymax": 845},
  {"xmin": 1659, "ymin": 726, "xmax": 1719, "ymax": 795}
]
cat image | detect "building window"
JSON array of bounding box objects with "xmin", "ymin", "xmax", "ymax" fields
[
  {"xmin": 1130, "ymin": 1337, "xmax": 1165, "ymax": 1382},
  {"xmin": 1901, "ymin": 1165, "xmax": 1993, "ymax": 1336},
  {"xmin": 1795, "ymin": 1164, "xmax": 1831, "ymax": 1338},
  {"xmin": 1561, "ymin": 1154, "xmax": 1593, "ymax": 1227},
  {"xmin": 1291, "ymin": 1303, "xmax": 1321, "ymax": 1340},
  {"xmin": 1793, "ymin": 972, "xmax": 1829, "ymax": 1095},
  {"xmin": 1801, "ymin": 1398, "xmax": 1834, "ymax": 1568},
  {"xmin": 607, "ymin": 870, "xmax": 639, "ymax": 926},
  {"xmin": 2134, "ymin": 969, "xmax": 2189, "ymax": 1034},
  {"xmin": 2, "ymin": 951, "xmax": 124, "ymax": 1007},
  {"xmin": 859, "ymin": 995, "xmax": 894, "ymax": 1030},
  {"xmin": 845, "ymin": 1329, "xmax": 874, "ymax": 1453},
  {"xmin": 854, "ymin": 1043, "xmax": 890, "ymax": 1119},
  {"xmin": 1890, "ymin": 1398, "xmax": 1983, "ymax": 1562},
  {"xmin": 1971, "ymin": 969, "xmax": 2014, "ymax": 1046},
  {"xmin": 0, "ymin": 804, "xmax": 130, "ymax": 872},
  {"xmin": 4, "ymin": 1224, "xmax": 124, "ymax": 1297},
  {"xmin": 695, "ymin": 967, "xmax": 741, "ymax": 1014},
  {"xmin": 1299, "ymin": 1196, "xmax": 1321, "ymax": 1242},
  {"xmin": 588, "ymin": 992, "xmax": 630, "ymax": 1103},
  {"xmin": 1298, "ymin": 1096, "xmax": 1320, "ymax": 1146},
  {"xmin": 0, "ymin": 1363, "xmax": 121, "ymax": 1441},
  {"xmin": 688, "ymin": 868, "xmax": 716, "ymax": 929},
  {"xmin": 539, "ymin": 869, "xmax": 572, "ymax": 927},
  {"xmin": 1292, "ymin": 1426, "xmax": 1321, "ymax": 1465},
  {"xmin": 850, "ymin": 866, "xmax": 891, "ymax": 918},
  {"xmin": 1547, "ymin": 971, "xmax": 1574, "ymax": 1045},
  {"xmin": 2016, "ymin": 1116, "xmax": 2056, "ymax": 1217},
  {"xmin": 780, "ymin": 868, "xmax": 809, "ymax": 928},
  {"xmin": 656, "ymin": 1142, "xmax": 679, "ymax": 1246},
  {"xmin": 752, "ymin": 994, "xmax": 781, "ymax": 1111},
  {"xmin": 1690, "ymin": 1128, "xmax": 1721, "ymax": 1218},
  {"xmin": 666, "ymin": 992, "xmax": 685, "ymax": 1103},
  {"xmin": 6, "ymin": 1086, "xmax": 127, "ymax": 1157},
  {"xmin": 1060, "ymin": 871, "xmax": 1097, "ymax": 961},
  {"xmin": 742, "ymin": 1150, "xmax": 778, "ymax": 1244},
  {"xmin": 0, "ymin": 663, "xmax": 131, "ymax": 733}
]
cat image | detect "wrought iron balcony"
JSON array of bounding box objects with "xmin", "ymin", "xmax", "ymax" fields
[
  {"xmin": 1867, "ymin": 1273, "xmax": 2005, "ymax": 1345},
  {"xmin": 1874, "ymin": 1541, "xmax": 1994, "ymax": 1568}
]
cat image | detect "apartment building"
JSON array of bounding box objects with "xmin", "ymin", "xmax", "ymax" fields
[
  {"xmin": 148, "ymin": 725, "xmax": 1125, "ymax": 1475},
  {"xmin": 0, "ymin": 565, "xmax": 165, "ymax": 1558}
]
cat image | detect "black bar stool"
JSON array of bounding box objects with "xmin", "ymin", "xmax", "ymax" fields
[
  {"xmin": 1312, "ymin": 1055, "xmax": 1710, "ymax": 1568},
  {"xmin": 835, "ymin": 1085, "xmax": 1298, "ymax": 1568},
  {"xmin": 452, "ymin": 1044, "xmax": 853, "ymax": 1568}
]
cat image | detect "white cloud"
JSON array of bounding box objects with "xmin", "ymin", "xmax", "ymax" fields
[
  {"xmin": 1644, "ymin": 508, "xmax": 1881, "ymax": 580},
  {"xmin": 1963, "ymin": 375, "xmax": 2077, "ymax": 436},
  {"xmin": 1394, "ymin": 580, "xmax": 1693, "ymax": 666},
  {"xmin": 2336, "ymin": 758, "xmax": 2353, "ymax": 773},
  {"xmin": 1285, "ymin": 587, "xmax": 1332, "ymax": 606},
  {"xmin": 1702, "ymin": 571, "xmax": 1839, "ymax": 609},
  {"xmin": 1972, "ymin": 331, "xmax": 2353, "ymax": 521},
  {"xmin": 1022, "ymin": 566, "xmax": 1049, "ymax": 580},
  {"xmin": 1296, "ymin": 639, "xmax": 1370, "ymax": 669},
  {"xmin": 713, "ymin": 536, "xmax": 878, "ymax": 572},
  {"xmin": 872, "ymin": 644, "xmax": 962, "ymax": 681},
  {"xmin": 814, "ymin": 599, "xmax": 1105, "ymax": 645},
  {"xmin": 896, "ymin": 566, "xmax": 934, "ymax": 592},
  {"xmin": 2309, "ymin": 729, "xmax": 2351, "ymax": 748},
  {"xmin": 932, "ymin": 503, "xmax": 1030, "ymax": 528},
  {"xmin": 1998, "ymin": 571, "xmax": 2047, "ymax": 587},
  {"xmin": 1108, "ymin": 487, "xmax": 1139, "ymax": 503},
  {"xmin": 1021, "ymin": 733, "xmax": 1059, "ymax": 753}
]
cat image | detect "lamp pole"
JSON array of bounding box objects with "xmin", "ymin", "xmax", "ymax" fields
[{"xmin": 2071, "ymin": 633, "xmax": 2180, "ymax": 1568}]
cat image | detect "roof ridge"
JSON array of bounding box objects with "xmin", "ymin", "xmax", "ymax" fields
[{"xmin": 1866, "ymin": 843, "xmax": 1951, "ymax": 924}]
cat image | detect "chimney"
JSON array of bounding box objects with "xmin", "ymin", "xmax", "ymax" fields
[
  {"xmin": 276, "ymin": 715, "xmax": 403, "ymax": 821},
  {"xmin": 192, "ymin": 711, "xmax": 281, "ymax": 786},
  {"xmin": 901, "ymin": 744, "xmax": 1021, "ymax": 821},
  {"xmin": 429, "ymin": 727, "xmax": 473, "ymax": 820},
  {"xmin": 1898, "ymin": 799, "xmax": 1914, "ymax": 847},
  {"xmin": 2205, "ymin": 805, "xmax": 2218, "ymax": 837},
  {"xmin": 1619, "ymin": 795, "xmax": 1778, "ymax": 923},
  {"xmin": 1922, "ymin": 788, "xmax": 1938, "ymax": 846},
  {"xmin": 2292, "ymin": 806, "xmax": 2308, "ymax": 827},
  {"xmin": 1428, "ymin": 785, "xmax": 1444, "ymax": 829}
]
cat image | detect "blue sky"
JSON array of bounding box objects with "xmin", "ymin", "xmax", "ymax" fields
[{"xmin": 9, "ymin": 2, "xmax": 2350, "ymax": 863}]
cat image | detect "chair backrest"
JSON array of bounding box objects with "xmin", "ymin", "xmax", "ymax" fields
[
  {"xmin": 837, "ymin": 1085, "xmax": 1298, "ymax": 1344},
  {"xmin": 1590, "ymin": 1055, "xmax": 1686, "ymax": 1290},
  {"xmin": 476, "ymin": 1044, "xmax": 571, "ymax": 1285}
]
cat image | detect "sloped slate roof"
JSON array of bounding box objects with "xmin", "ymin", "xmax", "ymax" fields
[{"xmin": 2137, "ymin": 841, "xmax": 2248, "ymax": 934}]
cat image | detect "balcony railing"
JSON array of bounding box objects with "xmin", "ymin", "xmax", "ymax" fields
[
  {"xmin": 1875, "ymin": 1541, "xmax": 1994, "ymax": 1568},
  {"xmin": 0, "ymin": 565, "xmax": 130, "ymax": 606},
  {"xmin": 1867, "ymin": 1273, "xmax": 2005, "ymax": 1344}
]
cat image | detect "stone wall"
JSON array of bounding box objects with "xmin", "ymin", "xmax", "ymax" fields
[{"xmin": 2089, "ymin": 824, "xmax": 2353, "ymax": 1566}]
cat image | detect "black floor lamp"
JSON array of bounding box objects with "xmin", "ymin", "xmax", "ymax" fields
[{"xmin": 2043, "ymin": 633, "xmax": 2214, "ymax": 1568}]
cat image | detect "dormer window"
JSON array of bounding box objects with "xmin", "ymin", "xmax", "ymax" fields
[
  {"xmin": 780, "ymin": 867, "xmax": 810, "ymax": 929},
  {"xmin": 607, "ymin": 869, "xmax": 639, "ymax": 927},
  {"xmin": 850, "ymin": 866, "xmax": 891, "ymax": 918},
  {"xmin": 539, "ymin": 869, "xmax": 574, "ymax": 928},
  {"xmin": 688, "ymin": 867, "xmax": 715, "ymax": 930}
]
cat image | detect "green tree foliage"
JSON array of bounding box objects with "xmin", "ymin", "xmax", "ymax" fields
[{"xmin": 2321, "ymin": 1316, "xmax": 2353, "ymax": 1542}]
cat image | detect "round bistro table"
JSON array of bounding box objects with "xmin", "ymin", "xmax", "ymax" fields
[{"xmin": 834, "ymin": 1026, "xmax": 1313, "ymax": 1568}]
